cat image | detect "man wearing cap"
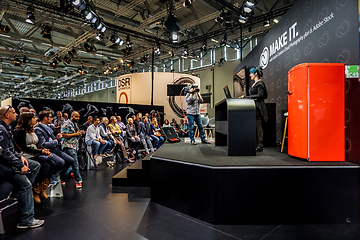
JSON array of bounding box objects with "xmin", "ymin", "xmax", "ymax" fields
[{"xmin": 185, "ymin": 84, "xmax": 211, "ymax": 145}]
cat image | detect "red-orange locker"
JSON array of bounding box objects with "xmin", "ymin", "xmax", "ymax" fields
[{"xmin": 287, "ymin": 63, "xmax": 345, "ymax": 161}]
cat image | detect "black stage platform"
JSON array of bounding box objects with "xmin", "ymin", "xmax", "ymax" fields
[{"xmin": 150, "ymin": 142, "xmax": 360, "ymax": 225}]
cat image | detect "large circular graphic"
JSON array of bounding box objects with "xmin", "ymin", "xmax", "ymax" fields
[
  {"xmin": 168, "ymin": 76, "xmax": 196, "ymax": 118},
  {"xmin": 260, "ymin": 47, "xmax": 269, "ymax": 69}
]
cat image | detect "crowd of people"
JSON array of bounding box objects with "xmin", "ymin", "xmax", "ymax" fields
[
  {"xmin": 0, "ymin": 105, "xmax": 171, "ymax": 230},
  {"xmin": 0, "ymin": 103, "xmax": 208, "ymax": 230}
]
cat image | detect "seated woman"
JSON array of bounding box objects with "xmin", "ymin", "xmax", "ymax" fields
[
  {"xmin": 14, "ymin": 112, "xmax": 59, "ymax": 203},
  {"xmin": 150, "ymin": 117, "xmax": 164, "ymax": 149},
  {"xmin": 126, "ymin": 117, "xmax": 141, "ymax": 151},
  {"xmin": 162, "ymin": 119, "xmax": 171, "ymax": 127},
  {"xmin": 138, "ymin": 116, "xmax": 154, "ymax": 155},
  {"xmin": 108, "ymin": 116, "xmax": 133, "ymax": 163}
]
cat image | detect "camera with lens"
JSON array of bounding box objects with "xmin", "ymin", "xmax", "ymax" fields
[{"xmin": 193, "ymin": 88, "xmax": 200, "ymax": 92}]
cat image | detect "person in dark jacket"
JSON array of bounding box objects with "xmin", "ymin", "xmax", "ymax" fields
[
  {"xmin": 35, "ymin": 110, "xmax": 73, "ymax": 184},
  {"xmin": 14, "ymin": 112, "xmax": 56, "ymax": 203},
  {"xmin": 138, "ymin": 116, "xmax": 154, "ymax": 154},
  {"xmin": 0, "ymin": 105, "xmax": 44, "ymax": 229},
  {"xmin": 126, "ymin": 117, "xmax": 141, "ymax": 151},
  {"xmin": 241, "ymin": 66, "xmax": 268, "ymax": 152}
]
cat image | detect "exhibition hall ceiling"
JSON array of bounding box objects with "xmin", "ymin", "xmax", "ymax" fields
[{"xmin": 0, "ymin": 0, "xmax": 295, "ymax": 100}]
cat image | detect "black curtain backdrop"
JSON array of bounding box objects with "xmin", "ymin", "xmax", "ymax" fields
[
  {"xmin": 12, "ymin": 97, "xmax": 164, "ymax": 126},
  {"xmin": 234, "ymin": 0, "xmax": 359, "ymax": 142}
]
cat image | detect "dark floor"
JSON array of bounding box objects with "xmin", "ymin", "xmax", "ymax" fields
[{"xmin": 1, "ymin": 153, "xmax": 360, "ymax": 240}]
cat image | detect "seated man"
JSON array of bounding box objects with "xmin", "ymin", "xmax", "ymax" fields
[
  {"xmin": 85, "ymin": 117, "xmax": 108, "ymax": 163},
  {"xmin": 82, "ymin": 116, "xmax": 93, "ymax": 131},
  {"xmin": 35, "ymin": 110, "xmax": 73, "ymax": 185},
  {"xmin": 0, "ymin": 105, "xmax": 44, "ymax": 229},
  {"xmin": 180, "ymin": 119, "xmax": 189, "ymax": 137},
  {"xmin": 99, "ymin": 117, "xmax": 114, "ymax": 158},
  {"xmin": 108, "ymin": 116, "xmax": 132, "ymax": 163}
]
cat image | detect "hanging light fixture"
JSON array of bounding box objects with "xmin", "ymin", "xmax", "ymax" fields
[{"xmin": 26, "ymin": 7, "xmax": 36, "ymax": 24}]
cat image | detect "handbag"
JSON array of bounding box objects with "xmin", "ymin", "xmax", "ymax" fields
[{"xmin": 154, "ymin": 131, "xmax": 161, "ymax": 137}]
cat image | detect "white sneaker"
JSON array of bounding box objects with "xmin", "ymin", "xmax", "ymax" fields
[
  {"xmin": 17, "ymin": 219, "xmax": 45, "ymax": 229},
  {"xmin": 95, "ymin": 155, "xmax": 102, "ymax": 165}
]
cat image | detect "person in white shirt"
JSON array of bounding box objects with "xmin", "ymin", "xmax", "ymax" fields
[{"xmin": 85, "ymin": 117, "xmax": 108, "ymax": 162}]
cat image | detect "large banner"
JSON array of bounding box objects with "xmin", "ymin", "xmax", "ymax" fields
[
  {"xmin": 116, "ymin": 72, "xmax": 200, "ymax": 122},
  {"xmin": 117, "ymin": 75, "xmax": 131, "ymax": 104},
  {"xmin": 234, "ymin": 0, "xmax": 359, "ymax": 142}
]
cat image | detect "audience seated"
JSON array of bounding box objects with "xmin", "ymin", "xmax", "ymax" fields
[
  {"xmin": 150, "ymin": 118, "xmax": 164, "ymax": 149},
  {"xmin": 53, "ymin": 111, "xmax": 65, "ymax": 135},
  {"xmin": 116, "ymin": 116, "xmax": 127, "ymax": 139},
  {"xmin": 126, "ymin": 117, "xmax": 141, "ymax": 150},
  {"xmin": 108, "ymin": 116, "xmax": 132, "ymax": 163},
  {"xmin": 14, "ymin": 112, "xmax": 57, "ymax": 203},
  {"xmin": 138, "ymin": 116, "xmax": 154, "ymax": 155},
  {"xmin": 171, "ymin": 118, "xmax": 180, "ymax": 133},
  {"xmin": 0, "ymin": 105, "xmax": 44, "ymax": 229},
  {"xmin": 99, "ymin": 117, "xmax": 114, "ymax": 158},
  {"xmin": 163, "ymin": 119, "xmax": 171, "ymax": 127},
  {"xmin": 180, "ymin": 119, "xmax": 189, "ymax": 137},
  {"xmin": 35, "ymin": 110, "xmax": 74, "ymax": 186},
  {"xmin": 82, "ymin": 116, "xmax": 93, "ymax": 131},
  {"xmin": 85, "ymin": 117, "xmax": 107, "ymax": 164}
]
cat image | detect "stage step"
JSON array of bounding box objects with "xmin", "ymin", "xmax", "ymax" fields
[{"xmin": 112, "ymin": 153, "xmax": 152, "ymax": 187}]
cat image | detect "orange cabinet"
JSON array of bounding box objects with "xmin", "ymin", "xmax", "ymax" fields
[{"xmin": 288, "ymin": 63, "xmax": 345, "ymax": 161}]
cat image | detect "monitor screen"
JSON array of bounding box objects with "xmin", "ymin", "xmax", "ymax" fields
[
  {"xmin": 223, "ymin": 85, "xmax": 232, "ymax": 99},
  {"xmin": 167, "ymin": 84, "xmax": 188, "ymax": 96},
  {"xmin": 233, "ymin": 66, "xmax": 247, "ymax": 98}
]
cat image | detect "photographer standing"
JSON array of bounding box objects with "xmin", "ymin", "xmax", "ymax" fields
[{"xmin": 185, "ymin": 84, "xmax": 211, "ymax": 145}]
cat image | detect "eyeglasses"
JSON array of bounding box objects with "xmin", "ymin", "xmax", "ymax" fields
[{"xmin": 2, "ymin": 105, "xmax": 13, "ymax": 116}]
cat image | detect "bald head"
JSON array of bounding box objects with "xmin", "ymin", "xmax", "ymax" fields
[
  {"xmin": 71, "ymin": 111, "xmax": 80, "ymax": 123},
  {"xmin": 0, "ymin": 105, "xmax": 17, "ymax": 124}
]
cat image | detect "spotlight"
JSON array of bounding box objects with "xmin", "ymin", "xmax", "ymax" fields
[
  {"xmin": 225, "ymin": 16, "xmax": 232, "ymax": 28},
  {"xmin": 215, "ymin": 10, "xmax": 226, "ymax": 24},
  {"xmin": 263, "ymin": 20, "xmax": 270, "ymax": 27},
  {"xmin": 113, "ymin": 65, "xmax": 121, "ymax": 71},
  {"xmin": 14, "ymin": 58, "xmax": 22, "ymax": 66},
  {"xmin": 165, "ymin": 14, "xmax": 180, "ymax": 33},
  {"xmin": 273, "ymin": 19, "xmax": 279, "ymax": 24},
  {"xmin": 82, "ymin": 8, "xmax": 94, "ymax": 21},
  {"xmin": 126, "ymin": 35, "xmax": 133, "ymax": 48},
  {"xmin": 110, "ymin": 35, "xmax": 123, "ymax": 46},
  {"xmin": 183, "ymin": 0, "xmax": 192, "ymax": 8},
  {"xmin": 103, "ymin": 67, "xmax": 112, "ymax": 75},
  {"xmin": 67, "ymin": 48, "xmax": 77, "ymax": 57},
  {"xmin": 78, "ymin": 68, "xmax": 84, "ymax": 75},
  {"xmin": 154, "ymin": 44, "xmax": 160, "ymax": 55},
  {"xmin": 182, "ymin": 47, "xmax": 189, "ymax": 57},
  {"xmin": 50, "ymin": 61, "xmax": 58, "ymax": 68},
  {"xmin": 127, "ymin": 60, "xmax": 135, "ymax": 69},
  {"xmin": 71, "ymin": 0, "xmax": 82, "ymax": 7},
  {"xmin": 220, "ymin": 34, "xmax": 227, "ymax": 46},
  {"xmin": 94, "ymin": 20, "xmax": 103, "ymax": 30},
  {"xmin": 63, "ymin": 56, "xmax": 72, "ymax": 64},
  {"xmin": 26, "ymin": 7, "xmax": 36, "ymax": 24},
  {"xmin": 83, "ymin": 43, "xmax": 94, "ymax": 52},
  {"xmin": 0, "ymin": 25, "xmax": 10, "ymax": 33},
  {"xmin": 95, "ymin": 33, "xmax": 104, "ymax": 41},
  {"xmin": 41, "ymin": 25, "xmax": 52, "ymax": 39},
  {"xmin": 244, "ymin": 1, "xmax": 255, "ymax": 13},
  {"xmin": 169, "ymin": 50, "xmax": 174, "ymax": 57},
  {"xmin": 200, "ymin": 41, "xmax": 207, "ymax": 52},
  {"xmin": 171, "ymin": 32, "xmax": 179, "ymax": 43}
]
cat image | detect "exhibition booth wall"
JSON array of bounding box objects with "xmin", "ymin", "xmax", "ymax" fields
[
  {"xmin": 4, "ymin": 97, "xmax": 164, "ymax": 126},
  {"xmin": 233, "ymin": 0, "xmax": 359, "ymax": 143}
]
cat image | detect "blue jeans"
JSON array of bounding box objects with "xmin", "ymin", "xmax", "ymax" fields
[
  {"xmin": 86, "ymin": 140, "xmax": 107, "ymax": 156},
  {"xmin": 140, "ymin": 135, "xmax": 154, "ymax": 154},
  {"xmin": 150, "ymin": 135, "xmax": 164, "ymax": 149},
  {"xmin": 187, "ymin": 114, "xmax": 206, "ymax": 142},
  {"xmin": 50, "ymin": 148, "xmax": 74, "ymax": 179},
  {"xmin": 0, "ymin": 160, "xmax": 40, "ymax": 224},
  {"xmin": 63, "ymin": 148, "xmax": 82, "ymax": 182},
  {"xmin": 104, "ymin": 139, "xmax": 113, "ymax": 153}
]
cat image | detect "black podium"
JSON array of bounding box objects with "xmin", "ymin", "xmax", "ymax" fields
[{"xmin": 215, "ymin": 99, "xmax": 256, "ymax": 156}]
